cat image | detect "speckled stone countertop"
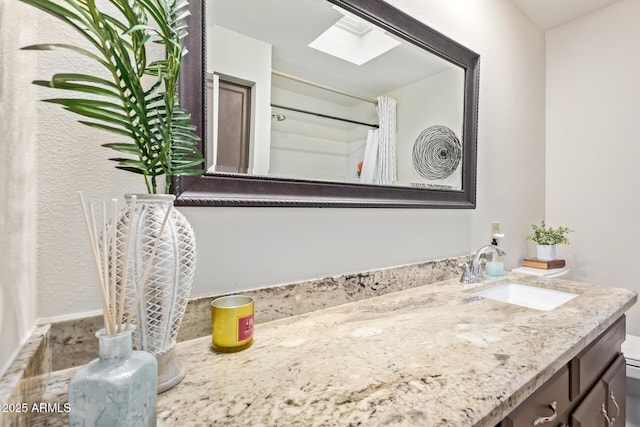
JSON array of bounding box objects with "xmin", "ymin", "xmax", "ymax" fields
[{"xmin": 31, "ymin": 274, "xmax": 637, "ymax": 426}]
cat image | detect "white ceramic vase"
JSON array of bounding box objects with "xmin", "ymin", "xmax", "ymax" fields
[
  {"xmin": 536, "ymin": 244, "xmax": 556, "ymax": 261},
  {"xmin": 111, "ymin": 194, "xmax": 196, "ymax": 393}
]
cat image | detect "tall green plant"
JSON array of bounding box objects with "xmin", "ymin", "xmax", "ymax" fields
[{"xmin": 19, "ymin": 0, "xmax": 203, "ymax": 193}]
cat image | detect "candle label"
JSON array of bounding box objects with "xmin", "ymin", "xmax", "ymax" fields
[{"xmin": 237, "ymin": 313, "xmax": 254, "ymax": 342}]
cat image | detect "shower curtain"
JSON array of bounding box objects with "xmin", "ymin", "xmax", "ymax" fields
[{"xmin": 360, "ymin": 96, "xmax": 397, "ymax": 185}]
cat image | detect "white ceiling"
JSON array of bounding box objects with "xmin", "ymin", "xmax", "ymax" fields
[
  {"xmin": 512, "ymin": 0, "xmax": 622, "ymax": 30},
  {"xmin": 208, "ymin": 0, "xmax": 456, "ymax": 104}
]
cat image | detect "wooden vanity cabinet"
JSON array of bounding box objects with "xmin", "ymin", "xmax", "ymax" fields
[{"xmin": 499, "ymin": 316, "xmax": 626, "ymax": 427}]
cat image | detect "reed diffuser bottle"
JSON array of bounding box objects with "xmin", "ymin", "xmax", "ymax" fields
[{"xmin": 68, "ymin": 327, "xmax": 157, "ymax": 426}]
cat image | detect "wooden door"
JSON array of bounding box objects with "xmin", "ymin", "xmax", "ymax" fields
[{"xmin": 215, "ymin": 79, "xmax": 251, "ymax": 173}]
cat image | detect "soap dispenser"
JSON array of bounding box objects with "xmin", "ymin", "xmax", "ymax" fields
[
  {"xmin": 486, "ymin": 233, "xmax": 505, "ymax": 277},
  {"xmin": 485, "ymin": 252, "xmax": 505, "ymax": 277}
]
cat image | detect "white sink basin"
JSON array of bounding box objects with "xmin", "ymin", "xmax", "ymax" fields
[{"xmin": 472, "ymin": 283, "xmax": 577, "ymax": 311}]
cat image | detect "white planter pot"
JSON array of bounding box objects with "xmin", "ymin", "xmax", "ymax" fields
[{"xmin": 536, "ymin": 244, "xmax": 556, "ymax": 261}]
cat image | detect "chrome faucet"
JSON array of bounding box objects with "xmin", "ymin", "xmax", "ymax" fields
[{"xmin": 460, "ymin": 244, "xmax": 506, "ymax": 284}]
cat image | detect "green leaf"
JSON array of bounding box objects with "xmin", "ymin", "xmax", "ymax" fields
[
  {"xmin": 49, "ymin": 73, "xmax": 119, "ymax": 93},
  {"xmin": 21, "ymin": 43, "xmax": 107, "ymax": 66},
  {"xmin": 124, "ymin": 23, "xmax": 153, "ymax": 36},
  {"xmin": 47, "ymin": 102, "xmax": 132, "ymax": 129},
  {"xmin": 115, "ymin": 166, "xmax": 147, "ymax": 175},
  {"xmin": 78, "ymin": 121, "xmax": 134, "ymax": 138}
]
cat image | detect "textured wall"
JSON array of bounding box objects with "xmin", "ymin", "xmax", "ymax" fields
[
  {"xmin": 0, "ymin": 0, "xmax": 38, "ymax": 377},
  {"xmin": 34, "ymin": 9, "xmax": 147, "ymax": 324}
]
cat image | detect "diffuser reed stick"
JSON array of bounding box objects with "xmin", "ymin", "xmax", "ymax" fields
[
  {"xmin": 110, "ymin": 199, "xmax": 118, "ymax": 332},
  {"xmin": 101, "ymin": 202, "xmax": 112, "ymax": 333},
  {"xmin": 78, "ymin": 193, "xmax": 172, "ymax": 335},
  {"xmin": 117, "ymin": 195, "xmax": 137, "ymax": 333},
  {"xmin": 124, "ymin": 204, "xmax": 173, "ymax": 332},
  {"xmin": 77, "ymin": 192, "xmax": 111, "ymax": 334}
]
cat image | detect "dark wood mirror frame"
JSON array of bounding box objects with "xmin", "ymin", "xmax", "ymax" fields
[{"xmin": 174, "ymin": 0, "xmax": 479, "ymax": 208}]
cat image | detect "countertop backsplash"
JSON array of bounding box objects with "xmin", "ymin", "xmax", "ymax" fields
[
  {"xmin": 43, "ymin": 256, "xmax": 465, "ymax": 371},
  {"xmin": 0, "ymin": 255, "xmax": 464, "ymax": 425}
]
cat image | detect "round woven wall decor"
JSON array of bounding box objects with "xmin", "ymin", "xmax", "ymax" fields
[{"xmin": 412, "ymin": 125, "xmax": 462, "ymax": 180}]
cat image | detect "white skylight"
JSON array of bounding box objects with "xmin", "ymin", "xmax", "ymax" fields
[{"xmin": 308, "ymin": 7, "xmax": 401, "ymax": 66}]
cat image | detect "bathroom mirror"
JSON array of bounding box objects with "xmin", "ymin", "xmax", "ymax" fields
[{"xmin": 174, "ymin": 0, "xmax": 479, "ymax": 207}]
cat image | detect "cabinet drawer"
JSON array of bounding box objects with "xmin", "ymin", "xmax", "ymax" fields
[
  {"xmin": 570, "ymin": 316, "xmax": 625, "ymax": 400},
  {"xmin": 501, "ymin": 366, "xmax": 570, "ymax": 427}
]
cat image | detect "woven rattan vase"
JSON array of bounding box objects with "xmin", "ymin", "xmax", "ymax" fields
[{"xmin": 114, "ymin": 194, "xmax": 196, "ymax": 393}]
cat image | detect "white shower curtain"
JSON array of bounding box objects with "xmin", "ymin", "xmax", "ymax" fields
[
  {"xmin": 360, "ymin": 96, "xmax": 397, "ymax": 185},
  {"xmin": 360, "ymin": 129, "xmax": 379, "ymax": 183}
]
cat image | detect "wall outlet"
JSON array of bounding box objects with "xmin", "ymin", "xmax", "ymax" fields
[{"xmin": 491, "ymin": 221, "xmax": 501, "ymax": 236}]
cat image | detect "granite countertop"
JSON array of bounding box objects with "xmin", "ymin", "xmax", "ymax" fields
[{"xmin": 34, "ymin": 274, "xmax": 637, "ymax": 426}]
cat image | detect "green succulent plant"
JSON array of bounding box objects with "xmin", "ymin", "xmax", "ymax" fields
[
  {"xmin": 19, "ymin": 0, "xmax": 204, "ymax": 193},
  {"xmin": 526, "ymin": 220, "xmax": 574, "ymax": 245}
]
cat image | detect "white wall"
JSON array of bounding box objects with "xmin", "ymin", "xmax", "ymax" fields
[
  {"xmin": 269, "ymin": 85, "xmax": 371, "ymax": 181},
  {"xmin": 28, "ymin": 0, "xmax": 546, "ymax": 329},
  {"xmin": 385, "ymin": 0, "xmax": 546, "ymax": 265},
  {"xmin": 546, "ymin": 0, "xmax": 640, "ymax": 335},
  {"xmin": 270, "ymin": 132, "xmax": 363, "ymax": 182},
  {"xmin": 388, "ymin": 68, "xmax": 465, "ymax": 188},
  {"xmin": 0, "ymin": 0, "xmax": 38, "ymax": 377},
  {"xmin": 207, "ymin": 25, "xmax": 272, "ymax": 175}
]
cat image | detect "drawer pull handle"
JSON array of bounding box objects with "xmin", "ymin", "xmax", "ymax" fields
[
  {"xmin": 602, "ymin": 402, "xmax": 612, "ymax": 427},
  {"xmin": 533, "ymin": 401, "xmax": 557, "ymax": 426},
  {"xmin": 609, "ymin": 389, "xmax": 620, "ymax": 425}
]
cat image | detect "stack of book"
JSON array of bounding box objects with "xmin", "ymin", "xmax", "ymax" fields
[{"xmin": 522, "ymin": 258, "xmax": 566, "ymax": 270}]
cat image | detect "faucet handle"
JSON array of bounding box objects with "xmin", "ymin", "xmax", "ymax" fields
[
  {"xmin": 458, "ymin": 256, "xmax": 472, "ymax": 269},
  {"xmin": 458, "ymin": 257, "xmax": 474, "ymax": 284}
]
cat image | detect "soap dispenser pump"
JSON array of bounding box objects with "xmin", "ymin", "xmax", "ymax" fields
[{"xmin": 491, "ymin": 232, "xmax": 505, "ymax": 246}]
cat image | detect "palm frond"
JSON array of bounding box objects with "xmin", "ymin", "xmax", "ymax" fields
[{"xmin": 19, "ymin": 0, "xmax": 202, "ymax": 193}]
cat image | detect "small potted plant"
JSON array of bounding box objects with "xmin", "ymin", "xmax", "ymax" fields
[{"xmin": 526, "ymin": 220, "xmax": 574, "ymax": 260}]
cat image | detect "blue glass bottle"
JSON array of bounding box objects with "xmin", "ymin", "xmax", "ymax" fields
[{"xmin": 68, "ymin": 327, "xmax": 157, "ymax": 426}]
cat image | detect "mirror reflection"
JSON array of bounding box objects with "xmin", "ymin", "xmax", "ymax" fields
[{"xmin": 206, "ymin": 0, "xmax": 465, "ymax": 190}]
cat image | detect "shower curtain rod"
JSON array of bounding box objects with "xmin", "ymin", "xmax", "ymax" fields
[
  {"xmin": 272, "ymin": 70, "xmax": 378, "ymax": 105},
  {"xmin": 271, "ymin": 104, "xmax": 379, "ymax": 128}
]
